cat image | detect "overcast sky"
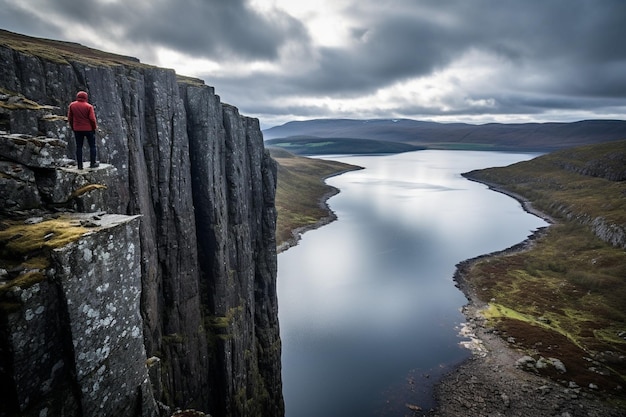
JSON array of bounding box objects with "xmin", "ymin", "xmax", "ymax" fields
[{"xmin": 1, "ymin": 0, "xmax": 625, "ymax": 128}]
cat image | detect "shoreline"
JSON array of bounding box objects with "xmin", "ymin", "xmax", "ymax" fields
[
  {"xmin": 277, "ymin": 167, "xmax": 362, "ymax": 254},
  {"xmin": 276, "ymin": 167, "xmax": 624, "ymax": 415},
  {"xmin": 463, "ymin": 175, "xmax": 557, "ymax": 224},
  {"xmin": 427, "ymin": 179, "xmax": 624, "ymax": 417},
  {"xmin": 276, "ymin": 186, "xmax": 339, "ymax": 254}
]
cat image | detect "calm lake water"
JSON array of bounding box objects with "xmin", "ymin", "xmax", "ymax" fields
[{"xmin": 278, "ymin": 150, "xmax": 548, "ymax": 417}]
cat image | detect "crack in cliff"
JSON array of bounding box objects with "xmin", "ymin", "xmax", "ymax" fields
[{"xmin": 1, "ymin": 30, "xmax": 284, "ymax": 417}]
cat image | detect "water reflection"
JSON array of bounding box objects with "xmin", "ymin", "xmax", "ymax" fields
[{"xmin": 278, "ymin": 150, "xmax": 547, "ymax": 417}]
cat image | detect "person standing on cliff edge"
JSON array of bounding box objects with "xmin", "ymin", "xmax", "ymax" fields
[{"xmin": 68, "ymin": 91, "xmax": 99, "ymax": 169}]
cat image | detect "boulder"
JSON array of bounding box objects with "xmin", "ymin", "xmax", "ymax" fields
[
  {"xmin": 0, "ymin": 214, "xmax": 158, "ymax": 417},
  {"xmin": 0, "ymin": 133, "xmax": 67, "ymax": 168},
  {"xmin": 0, "ymin": 160, "xmax": 41, "ymax": 210}
]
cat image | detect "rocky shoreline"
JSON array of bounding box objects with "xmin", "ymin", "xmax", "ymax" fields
[
  {"xmin": 426, "ymin": 255, "xmax": 625, "ymax": 416},
  {"xmin": 426, "ymin": 182, "xmax": 625, "ymax": 417}
]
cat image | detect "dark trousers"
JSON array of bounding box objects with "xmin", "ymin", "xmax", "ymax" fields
[{"xmin": 74, "ymin": 130, "xmax": 97, "ymax": 168}]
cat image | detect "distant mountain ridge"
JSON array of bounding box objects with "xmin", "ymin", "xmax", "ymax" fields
[
  {"xmin": 265, "ymin": 136, "xmax": 425, "ymax": 155},
  {"xmin": 263, "ymin": 118, "xmax": 626, "ymax": 151}
]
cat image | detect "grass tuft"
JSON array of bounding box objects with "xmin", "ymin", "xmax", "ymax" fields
[{"xmin": 0, "ymin": 216, "xmax": 89, "ymax": 258}]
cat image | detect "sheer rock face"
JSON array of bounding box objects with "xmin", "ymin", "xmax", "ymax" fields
[
  {"xmin": 182, "ymin": 86, "xmax": 282, "ymax": 416},
  {"xmin": 0, "ymin": 31, "xmax": 282, "ymax": 417}
]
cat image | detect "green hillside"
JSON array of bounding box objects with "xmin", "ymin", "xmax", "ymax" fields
[
  {"xmin": 269, "ymin": 148, "xmax": 361, "ymax": 250},
  {"xmin": 462, "ymin": 140, "xmax": 626, "ymax": 403},
  {"xmin": 465, "ymin": 140, "xmax": 626, "ymax": 231},
  {"xmin": 266, "ymin": 136, "xmax": 424, "ymax": 155}
]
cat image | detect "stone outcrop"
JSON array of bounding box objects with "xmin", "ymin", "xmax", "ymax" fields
[
  {"xmin": 552, "ymin": 143, "xmax": 626, "ymax": 248},
  {"xmin": 555, "ymin": 144, "xmax": 626, "ymax": 182},
  {"xmin": 0, "ymin": 212, "xmax": 156, "ymax": 417},
  {"xmin": 0, "ymin": 29, "xmax": 282, "ymax": 417}
]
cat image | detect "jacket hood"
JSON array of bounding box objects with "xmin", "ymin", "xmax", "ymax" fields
[{"xmin": 76, "ymin": 91, "xmax": 88, "ymax": 101}]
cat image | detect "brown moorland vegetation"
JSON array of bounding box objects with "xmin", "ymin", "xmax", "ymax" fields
[
  {"xmin": 268, "ymin": 147, "xmax": 361, "ymax": 251},
  {"xmin": 463, "ymin": 140, "xmax": 626, "ymax": 404}
]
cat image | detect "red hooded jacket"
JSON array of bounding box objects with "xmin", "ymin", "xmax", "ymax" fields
[{"xmin": 68, "ymin": 91, "xmax": 97, "ymax": 131}]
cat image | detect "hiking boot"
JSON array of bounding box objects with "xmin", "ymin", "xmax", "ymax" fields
[{"xmin": 90, "ymin": 162, "xmax": 100, "ymax": 168}]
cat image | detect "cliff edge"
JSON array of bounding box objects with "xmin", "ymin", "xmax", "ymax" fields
[{"xmin": 0, "ymin": 29, "xmax": 282, "ymax": 417}]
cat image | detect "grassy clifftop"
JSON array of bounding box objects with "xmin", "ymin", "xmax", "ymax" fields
[
  {"xmin": 0, "ymin": 28, "xmax": 143, "ymax": 67},
  {"xmin": 462, "ymin": 140, "xmax": 626, "ymax": 402},
  {"xmin": 0, "ymin": 29, "xmax": 205, "ymax": 86}
]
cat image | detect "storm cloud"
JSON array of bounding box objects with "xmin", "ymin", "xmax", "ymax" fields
[{"xmin": 1, "ymin": 0, "xmax": 625, "ymax": 127}]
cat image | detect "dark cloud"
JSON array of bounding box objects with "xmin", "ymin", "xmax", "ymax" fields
[
  {"xmin": 302, "ymin": 17, "xmax": 464, "ymax": 93},
  {"xmin": 1, "ymin": 0, "xmax": 625, "ymax": 125},
  {"xmin": 210, "ymin": 0, "xmax": 626, "ymax": 108},
  {"xmin": 0, "ymin": 1, "xmax": 67, "ymax": 41},
  {"xmin": 0, "ymin": 0, "xmax": 308, "ymax": 61},
  {"xmin": 118, "ymin": 0, "xmax": 308, "ymax": 60}
]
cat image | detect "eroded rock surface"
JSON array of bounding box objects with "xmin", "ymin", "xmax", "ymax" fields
[{"xmin": 1, "ymin": 29, "xmax": 282, "ymax": 417}]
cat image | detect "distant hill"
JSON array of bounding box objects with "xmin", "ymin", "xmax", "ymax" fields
[
  {"xmin": 265, "ymin": 136, "xmax": 424, "ymax": 155},
  {"xmin": 263, "ymin": 118, "xmax": 626, "ymax": 152}
]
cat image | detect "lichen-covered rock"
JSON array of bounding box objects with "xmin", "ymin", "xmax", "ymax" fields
[
  {"xmin": 0, "ymin": 161, "xmax": 41, "ymax": 210},
  {"xmin": 0, "ymin": 276, "xmax": 78, "ymax": 416},
  {"xmin": 51, "ymin": 214, "xmax": 157, "ymax": 417},
  {"xmin": 0, "ymin": 158, "xmax": 125, "ymax": 214},
  {"xmin": 37, "ymin": 163, "xmax": 127, "ymax": 213},
  {"xmin": 39, "ymin": 115, "xmax": 71, "ymax": 143},
  {"xmin": 0, "ymin": 133, "xmax": 68, "ymax": 168},
  {"xmin": 0, "ymin": 214, "xmax": 157, "ymax": 417}
]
